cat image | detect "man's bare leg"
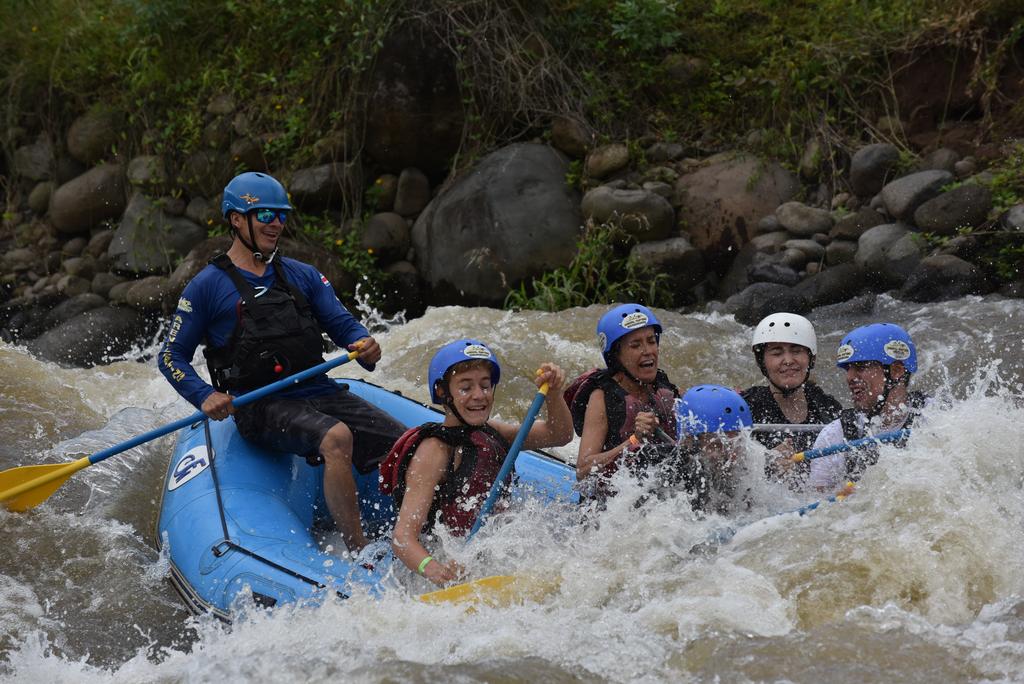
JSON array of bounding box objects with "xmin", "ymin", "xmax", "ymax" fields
[{"xmin": 320, "ymin": 422, "xmax": 369, "ymax": 552}]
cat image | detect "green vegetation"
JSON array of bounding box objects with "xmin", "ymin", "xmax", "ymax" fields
[
  {"xmin": 2, "ymin": 0, "xmax": 1022, "ymax": 309},
  {"xmin": 922, "ymin": 142, "xmax": 1024, "ymax": 283},
  {"xmin": 504, "ymin": 218, "xmax": 674, "ymax": 311}
]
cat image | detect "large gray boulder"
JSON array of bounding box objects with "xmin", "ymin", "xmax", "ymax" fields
[
  {"xmin": 849, "ymin": 143, "xmax": 900, "ymax": 197},
  {"xmin": 49, "ymin": 164, "xmax": 126, "ymax": 235},
  {"xmin": 581, "ymin": 186, "xmax": 675, "ymax": 242},
  {"xmin": 629, "ymin": 237, "xmax": 705, "ymax": 292},
  {"xmin": 722, "ymin": 282, "xmax": 810, "ymax": 326},
  {"xmin": 66, "ymin": 110, "xmax": 122, "ymax": 165},
  {"xmin": 855, "ymin": 222, "xmax": 924, "ymax": 287},
  {"xmin": 792, "ymin": 263, "xmax": 870, "ymax": 308},
  {"xmin": 412, "ymin": 143, "xmax": 581, "ymax": 305},
  {"xmin": 898, "ymin": 255, "xmax": 992, "ymax": 302},
  {"xmin": 108, "ymin": 193, "xmax": 207, "ymax": 275},
  {"xmin": 913, "ymin": 184, "xmax": 992, "ymax": 235},
  {"xmin": 674, "ymin": 153, "xmax": 799, "ymax": 267},
  {"xmin": 27, "ymin": 306, "xmax": 151, "ymax": 367},
  {"xmin": 880, "ymin": 170, "xmax": 953, "ymax": 220}
]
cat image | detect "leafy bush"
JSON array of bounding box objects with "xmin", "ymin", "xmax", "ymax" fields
[{"xmin": 504, "ymin": 218, "xmax": 674, "ymax": 311}]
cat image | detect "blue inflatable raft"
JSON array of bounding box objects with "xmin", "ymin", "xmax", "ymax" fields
[{"xmin": 156, "ymin": 378, "xmax": 578, "ymax": 621}]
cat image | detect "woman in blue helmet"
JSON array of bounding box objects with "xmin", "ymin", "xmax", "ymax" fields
[
  {"xmin": 380, "ymin": 340, "xmax": 572, "ymax": 586},
  {"xmin": 808, "ymin": 323, "xmax": 929, "ymax": 492},
  {"xmin": 673, "ymin": 385, "xmax": 754, "ymax": 514},
  {"xmin": 568, "ymin": 304, "xmax": 680, "ymax": 501}
]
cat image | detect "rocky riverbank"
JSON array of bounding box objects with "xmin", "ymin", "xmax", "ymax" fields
[{"xmin": 2, "ymin": 100, "xmax": 1022, "ymax": 366}]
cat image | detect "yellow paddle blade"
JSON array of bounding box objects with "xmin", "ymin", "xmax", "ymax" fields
[
  {"xmin": 0, "ymin": 458, "xmax": 90, "ymax": 512},
  {"xmin": 418, "ymin": 574, "xmax": 559, "ymax": 608}
]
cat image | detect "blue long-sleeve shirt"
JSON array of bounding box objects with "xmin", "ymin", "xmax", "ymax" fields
[{"xmin": 158, "ymin": 256, "xmax": 370, "ymax": 409}]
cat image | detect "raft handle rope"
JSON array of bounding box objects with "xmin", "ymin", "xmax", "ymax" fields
[{"xmin": 202, "ymin": 418, "xmax": 338, "ymax": 595}]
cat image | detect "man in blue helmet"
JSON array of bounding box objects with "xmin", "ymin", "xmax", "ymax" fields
[
  {"xmin": 808, "ymin": 323, "xmax": 928, "ymax": 492},
  {"xmin": 672, "ymin": 384, "xmax": 754, "ymax": 514},
  {"xmin": 158, "ymin": 171, "xmax": 403, "ymax": 554}
]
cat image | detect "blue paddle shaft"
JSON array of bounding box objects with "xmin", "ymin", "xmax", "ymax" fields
[
  {"xmin": 87, "ymin": 352, "xmax": 357, "ymax": 466},
  {"xmin": 799, "ymin": 428, "xmax": 909, "ymax": 462},
  {"xmin": 467, "ymin": 386, "xmax": 549, "ymax": 540}
]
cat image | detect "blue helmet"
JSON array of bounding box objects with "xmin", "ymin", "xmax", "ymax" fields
[
  {"xmin": 676, "ymin": 384, "xmax": 753, "ymax": 436},
  {"xmin": 428, "ymin": 339, "xmax": 501, "ymax": 404},
  {"xmin": 597, "ymin": 303, "xmax": 662, "ymax": 366},
  {"xmin": 835, "ymin": 323, "xmax": 917, "ymax": 373},
  {"xmin": 221, "ymin": 172, "xmax": 293, "ymax": 218}
]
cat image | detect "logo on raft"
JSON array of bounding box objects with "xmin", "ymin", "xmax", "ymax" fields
[
  {"xmin": 883, "ymin": 340, "xmax": 912, "ymax": 360},
  {"xmin": 620, "ymin": 312, "xmax": 650, "ymax": 330},
  {"xmin": 169, "ymin": 446, "xmax": 211, "ymax": 491},
  {"xmin": 462, "ymin": 344, "xmax": 493, "ymax": 360}
]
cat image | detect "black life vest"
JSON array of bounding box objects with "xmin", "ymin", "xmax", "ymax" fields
[
  {"xmin": 379, "ymin": 422, "xmax": 511, "ymax": 536},
  {"xmin": 839, "ymin": 390, "xmax": 928, "ymax": 481},
  {"xmin": 741, "ymin": 383, "xmax": 842, "ymax": 452},
  {"xmin": 203, "ymin": 254, "xmax": 327, "ymax": 393}
]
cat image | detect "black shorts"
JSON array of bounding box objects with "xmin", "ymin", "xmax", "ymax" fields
[{"xmin": 234, "ymin": 384, "xmax": 404, "ymax": 473}]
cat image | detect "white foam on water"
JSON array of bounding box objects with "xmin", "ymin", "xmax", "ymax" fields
[{"xmin": 2, "ymin": 296, "xmax": 1024, "ymax": 681}]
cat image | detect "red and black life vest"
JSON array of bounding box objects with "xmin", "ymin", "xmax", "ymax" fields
[
  {"xmin": 565, "ymin": 368, "xmax": 679, "ymax": 449},
  {"xmin": 379, "ymin": 422, "xmax": 511, "ymax": 536},
  {"xmin": 565, "ymin": 368, "xmax": 679, "ymax": 498},
  {"xmin": 203, "ymin": 254, "xmax": 327, "ymax": 393},
  {"xmin": 839, "ymin": 390, "xmax": 928, "ymax": 481}
]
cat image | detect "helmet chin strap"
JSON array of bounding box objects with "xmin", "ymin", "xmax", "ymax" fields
[
  {"xmin": 867, "ymin": 366, "xmax": 909, "ymax": 419},
  {"xmin": 237, "ymin": 214, "xmax": 279, "ymax": 263},
  {"xmin": 438, "ymin": 382, "xmax": 473, "ymax": 428}
]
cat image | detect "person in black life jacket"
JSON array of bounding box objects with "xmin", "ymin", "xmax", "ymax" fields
[
  {"xmin": 673, "ymin": 384, "xmax": 754, "ymax": 515},
  {"xmin": 381, "ymin": 340, "xmax": 572, "ymax": 586},
  {"xmin": 569, "ymin": 304, "xmax": 680, "ymax": 501},
  {"xmin": 158, "ymin": 172, "xmax": 403, "ymax": 556},
  {"xmin": 740, "ymin": 313, "xmax": 841, "ymax": 487},
  {"xmin": 808, "ymin": 323, "xmax": 928, "ymax": 493}
]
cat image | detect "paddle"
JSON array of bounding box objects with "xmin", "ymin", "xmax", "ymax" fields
[
  {"xmin": 467, "ymin": 381, "xmax": 550, "ymax": 540},
  {"xmin": 0, "ymin": 350, "xmax": 360, "ymax": 512},
  {"xmin": 417, "ymin": 380, "xmax": 551, "ymax": 606},
  {"xmin": 790, "ymin": 428, "xmax": 909, "ymax": 463},
  {"xmin": 753, "ymin": 423, "xmax": 826, "ymax": 433}
]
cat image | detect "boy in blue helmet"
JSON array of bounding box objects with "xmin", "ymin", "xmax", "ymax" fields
[
  {"xmin": 380, "ymin": 340, "xmax": 571, "ymax": 585},
  {"xmin": 808, "ymin": 323, "xmax": 929, "ymax": 492},
  {"xmin": 567, "ymin": 304, "xmax": 680, "ymax": 502},
  {"xmin": 158, "ymin": 172, "xmax": 404, "ymax": 554},
  {"xmin": 672, "ymin": 384, "xmax": 755, "ymax": 514}
]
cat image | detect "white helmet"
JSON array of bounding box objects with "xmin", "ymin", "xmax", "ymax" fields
[{"xmin": 751, "ymin": 312, "xmax": 817, "ymax": 356}]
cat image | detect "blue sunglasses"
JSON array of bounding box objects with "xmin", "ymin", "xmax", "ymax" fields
[{"xmin": 252, "ymin": 208, "xmax": 288, "ymax": 224}]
